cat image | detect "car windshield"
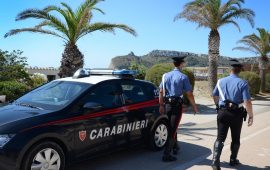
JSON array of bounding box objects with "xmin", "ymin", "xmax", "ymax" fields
[{"xmin": 15, "ymin": 81, "xmax": 91, "ymax": 110}]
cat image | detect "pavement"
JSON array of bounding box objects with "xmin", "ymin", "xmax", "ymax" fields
[{"xmin": 67, "ymin": 94, "xmax": 270, "ymax": 170}]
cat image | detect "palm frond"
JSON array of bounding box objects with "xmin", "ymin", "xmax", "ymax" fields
[
  {"xmin": 34, "ymin": 21, "xmax": 51, "ymax": 29},
  {"xmin": 77, "ymin": 23, "xmax": 137, "ymax": 41},
  {"xmin": 4, "ymin": 28, "xmax": 67, "ymax": 41},
  {"xmin": 16, "ymin": 9, "xmax": 48, "ymax": 21},
  {"xmin": 222, "ymin": 8, "xmax": 255, "ymax": 28},
  {"xmin": 175, "ymin": 2, "xmax": 211, "ymax": 28},
  {"xmin": 178, "ymin": 0, "xmax": 254, "ymax": 31},
  {"xmin": 44, "ymin": 5, "xmax": 76, "ymax": 42},
  {"xmin": 221, "ymin": 20, "xmax": 240, "ymax": 32},
  {"xmin": 232, "ymin": 46, "xmax": 259, "ymax": 54}
]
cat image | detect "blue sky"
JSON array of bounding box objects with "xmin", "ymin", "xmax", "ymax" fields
[{"xmin": 0, "ymin": 0, "xmax": 269, "ymax": 68}]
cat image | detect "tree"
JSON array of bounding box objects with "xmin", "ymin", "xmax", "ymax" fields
[
  {"xmin": 5, "ymin": 0, "xmax": 137, "ymax": 78},
  {"xmin": 128, "ymin": 60, "xmax": 147, "ymax": 80},
  {"xmin": 0, "ymin": 50, "xmax": 29, "ymax": 82},
  {"xmin": 175, "ymin": 0, "xmax": 255, "ymax": 93},
  {"xmin": 233, "ymin": 28, "xmax": 270, "ymax": 92}
]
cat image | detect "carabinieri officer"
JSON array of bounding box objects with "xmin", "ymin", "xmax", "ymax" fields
[
  {"xmin": 211, "ymin": 59, "xmax": 254, "ymax": 170},
  {"xmin": 159, "ymin": 56, "xmax": 198, "ymax": 162}
]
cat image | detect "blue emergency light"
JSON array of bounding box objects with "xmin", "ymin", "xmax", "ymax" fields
[{"xmin": 73, "ymin": 68, "xmax": 137, "ymax": 79}]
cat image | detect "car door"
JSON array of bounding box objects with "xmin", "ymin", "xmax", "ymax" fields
[
  {"xmin": 120, "ymin": 80, "xmax": 158, "ymax": 143},
  {"xmin": 73, "ymin": 80, "xmax": 127, "ymax": 159}
]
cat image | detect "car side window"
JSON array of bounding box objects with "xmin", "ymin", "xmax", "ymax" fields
[
  {"xmin": 86, "ymin": 82, "xmax": 122, "ymax": 108},
  {"xmin": 121, "ymin": 82, "xmax": 148, "ymax": 104}
]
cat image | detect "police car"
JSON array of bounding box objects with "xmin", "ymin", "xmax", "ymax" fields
[{"xmin": 0, "ymin": 69, "xmax": 169, "ymax": 170}]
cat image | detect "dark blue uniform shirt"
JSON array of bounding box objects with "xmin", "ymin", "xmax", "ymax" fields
[
  {"xmin": 159, "ymin": 68, "xmax": 192, "ymax": 97},
  {"xmin": 213, "ymin": 74, "xmax": 251, "ymax": 105}
]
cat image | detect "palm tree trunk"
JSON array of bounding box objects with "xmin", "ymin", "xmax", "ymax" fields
[
  {"xmin": 258, "ymin": 56, "xmax": 269, "ymax": 93},
  {"xmin": 208, "ymin": 29, "xmax": 220, "ymax": 94},
  {"xmin": 59, "ymin": 43, "xmax": 84, "ymax": 78}
]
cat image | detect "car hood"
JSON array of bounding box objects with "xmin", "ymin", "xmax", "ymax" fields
[{"xmin": 0, "ymin": 104, "xmax": 52, "ymax": 126}]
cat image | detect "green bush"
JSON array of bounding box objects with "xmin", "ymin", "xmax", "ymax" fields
[
  {"xmin": 266, "ymin": 73, "xmax": 270, "ymax": 91},
  {"xmin": 0, "ymin": 81, "xmax": 29, "ymax": 101},
  {"xmin": 29, "ymin": 73, "xmax": 48, "ymax": 88},
  {"xmin": 145, "ymin": 63, "xmax": 173, "ymax": 86},
  {"xmin": 145, "ymin": 63, "xmax": 195, "ymax": 105},
  {"xmin": 239, "ymin": 71, "xmax": 261, "ymax": 95}
]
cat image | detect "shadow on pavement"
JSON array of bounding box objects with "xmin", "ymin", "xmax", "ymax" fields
[
  {"xmin": 220, "ymin": 161, "xmax": 270, "ymax": 170},
  {"xmin": 179, "ymin": 127, "xmax": 217, "ymax": 141},
  {"xmin": 67, "ymin": 141, "xmax": 211, "ymax": 170},
  {"xmin": 195, "ymin": 159, "xmax": 270, "ymax": 170},
  {"xmin": 253, "ymin": 94, "xmax": 270, "ymax": 101},
  {"xmin": 184, "ymin": 104, "xmax": 217, "ymax": 115}
]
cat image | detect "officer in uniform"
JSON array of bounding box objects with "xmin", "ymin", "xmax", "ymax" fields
[
  {"xmin": 211, "ymin": 59, "xmax": 254, "ymax": 170},
  {"xmin": 159, "ymin": 56, "xmax": 198, "ymax": 162}
]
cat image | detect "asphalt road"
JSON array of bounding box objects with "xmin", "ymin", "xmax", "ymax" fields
[{"xmin": 67, "ymin": 97, "xmax": 270, "ymax": 170}]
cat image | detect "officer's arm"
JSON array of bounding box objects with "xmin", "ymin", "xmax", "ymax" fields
[
  {"xmin": 242, "ymin": 82, "xmax": 253, "ymax": 126},
  {"xmin": 244, "ymin": 99, "xmax": 253, "ymax": 126},
  {"xmin": 159, "ymin": 89, "xmax": 164, "ymax": 105},
  {"xmin": 159, "ymin": 89, "xmax": 165, "ymax": 114},
  {"xmin": 186, "ymin": 91, "xmax": 198, "ymax": 113},
  {"xmin": 213, "ymin": 96, "xmax": 219, "ymax": 105},
  {"xmin": 212, "ymin": 85, "xmax": 219, "ymax": 105}
]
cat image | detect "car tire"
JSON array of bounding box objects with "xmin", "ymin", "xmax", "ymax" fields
[
  {"xmin": 21, "ymin": 141, "xmax": 65, "ymax": 170},
  {"xmin": 149, "ymin": 120, "xmax": 169, "ymax": 151}
]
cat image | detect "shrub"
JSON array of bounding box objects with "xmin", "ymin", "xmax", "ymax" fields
[
  {"xmin": 266, "ymin": 73, "xmax": 270, "ymax": 91},
  {"xmin": 29, "ymin": 73, "xmax": 48, "ymax": 88},
  {"xmin": 145, "ymin": 63, "xmax": 173, "ymax": 86},
  {"xmin": 239, "ymin": 71, "xmax": 261, "ymax": 95},
  {"xmin": 145, "ymin": 63, "xmax": 195, "ymax": 105},
  {"xmin": 0, "ymin": 81, "xmax": 29, "ymax": 101}
]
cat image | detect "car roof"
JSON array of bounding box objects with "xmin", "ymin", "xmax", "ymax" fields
[{"xmin": 55, "ymin": 75, "xmax": 120, "ymax": 84}]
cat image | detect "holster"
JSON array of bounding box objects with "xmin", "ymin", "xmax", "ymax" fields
[{"xmin": 241, "ymin": 108, "xmax": 247, "ymax": 121}]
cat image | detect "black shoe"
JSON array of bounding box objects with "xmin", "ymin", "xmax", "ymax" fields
[
  {"xmin": 230, "ymin": 158, "xmax": 240, "ymax": 166},
  {"xmin": 211, "ymin": 165, "xmax": 221, "ymax": 170},
  {"xmin": 173, "ymin": 147, "xmax": 179, "ymax": 155},
  {"xmin": 162, "ymin": 155, "xmax": 177, "ymax": 162}
]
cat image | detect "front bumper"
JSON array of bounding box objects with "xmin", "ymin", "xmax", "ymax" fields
[{"xmin": 0, "ymin": 148, "xmax": 19, "ymax": 170}]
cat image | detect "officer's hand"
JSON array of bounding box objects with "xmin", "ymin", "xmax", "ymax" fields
[
  {"xmin": 248, "ymin": 116, "xmax": 253, "ymax": 126},
  {"xmin": 193, "ymin": 107, "xmax": 199, "ymax": 115},
  {"xmin": 159, "ymin": 105, "xmax": 165, "ymax": 115},
  {"xmin": 194, "ymin": 112, "xmax": 199, "ymax": 115}
]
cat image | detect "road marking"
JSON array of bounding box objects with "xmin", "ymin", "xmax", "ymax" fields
[{"xmin": 171, "ymin": 126, "xmax": 270, "ymax": 170}]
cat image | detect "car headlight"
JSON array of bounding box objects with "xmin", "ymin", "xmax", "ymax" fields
[{"xmin": 0, "ymin": 135, "xmax": 15, "ymax": 148}]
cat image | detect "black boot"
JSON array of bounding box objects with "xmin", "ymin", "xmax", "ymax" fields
[
  {"xmin": 211, "ymin": 140, "xmax": 224, "ymax": 170},
  {"xmin": 173, "ymin": 142, "xmax": 180, "ymax": 155},
  {"xmin": 230, "ymin": 143, "xmax": 240, "ymax": 166}
]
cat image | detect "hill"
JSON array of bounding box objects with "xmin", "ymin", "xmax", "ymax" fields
[{"xmin": 108, "ymin": 50, "xmax": 257, "ymax": 69}]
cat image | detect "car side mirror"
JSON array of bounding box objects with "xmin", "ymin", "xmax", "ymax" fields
[{"xmin": 83, "ymin": 102, "xmax": 103, "ymax": 111}]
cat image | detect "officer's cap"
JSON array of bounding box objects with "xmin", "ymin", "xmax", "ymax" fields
[
  {"xmin": 230, "ymin": 59, "xmax": 243, "ymax": 67},
  {"xmin": 172, "ymin": 56, "xmax": 186, "ymax": 63}
]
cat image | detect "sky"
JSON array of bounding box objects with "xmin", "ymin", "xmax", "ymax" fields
[{"xmin": 0, "ymin": 0, "xmax": 270, "ymax": 68}]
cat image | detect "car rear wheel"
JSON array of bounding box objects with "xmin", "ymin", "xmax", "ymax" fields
[
  {"xmin": 21, "ymin": 141, "xmax": 65, "ymax": 170},
  {"xmin": 150, "ymin": 121, "xmax": 168, "ymax": 150}
]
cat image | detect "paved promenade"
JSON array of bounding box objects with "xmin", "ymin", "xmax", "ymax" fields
[{"xmin": 68, "ymin": 95, "xmax": 270, "ymax": 170}]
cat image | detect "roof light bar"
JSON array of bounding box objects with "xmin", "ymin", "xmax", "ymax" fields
[{"xmin": 73, "ymin": 68, "xmax": 137, "ymax": 79}]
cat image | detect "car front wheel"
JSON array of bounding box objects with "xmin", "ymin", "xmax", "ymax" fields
[
  {"xmin": 21, "ymin": 141, "xmax": 65, "ymax": 170},
  {"xmin": 150, "ymin": 121, "xmax": 169, "ymax": 150}
]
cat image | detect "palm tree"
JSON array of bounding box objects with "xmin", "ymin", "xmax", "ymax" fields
[
  {"xmin": 5, "ymin": 0, "xmax": 137, "ymax": 77},
  {"xmin": 233, "ymin": 28, "xmax": 270, "ymax": 92},
  {"xmin": 175, "ymin": 0, "xmax": 255, "ymax": 93}
]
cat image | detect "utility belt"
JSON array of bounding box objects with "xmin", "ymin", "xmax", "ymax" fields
[
  {"xmin": 218, "ymin": 100, "xmax": 247, "ymax": 121},
  {"xmin": 164, "ymin": 96, "xmax": 183, "ymax": 105},
  {"xmin": 219, "ymin": 103, "xmax": 243, "ymax": 110}
]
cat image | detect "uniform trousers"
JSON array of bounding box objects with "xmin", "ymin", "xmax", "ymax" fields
[
  {"xmin": 217, "ymin": 108, "xmax": 243, "ymax": 145},
  {"xmin": 164, "ymin": 103, "xmax": 183, "ymax": 156}
]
